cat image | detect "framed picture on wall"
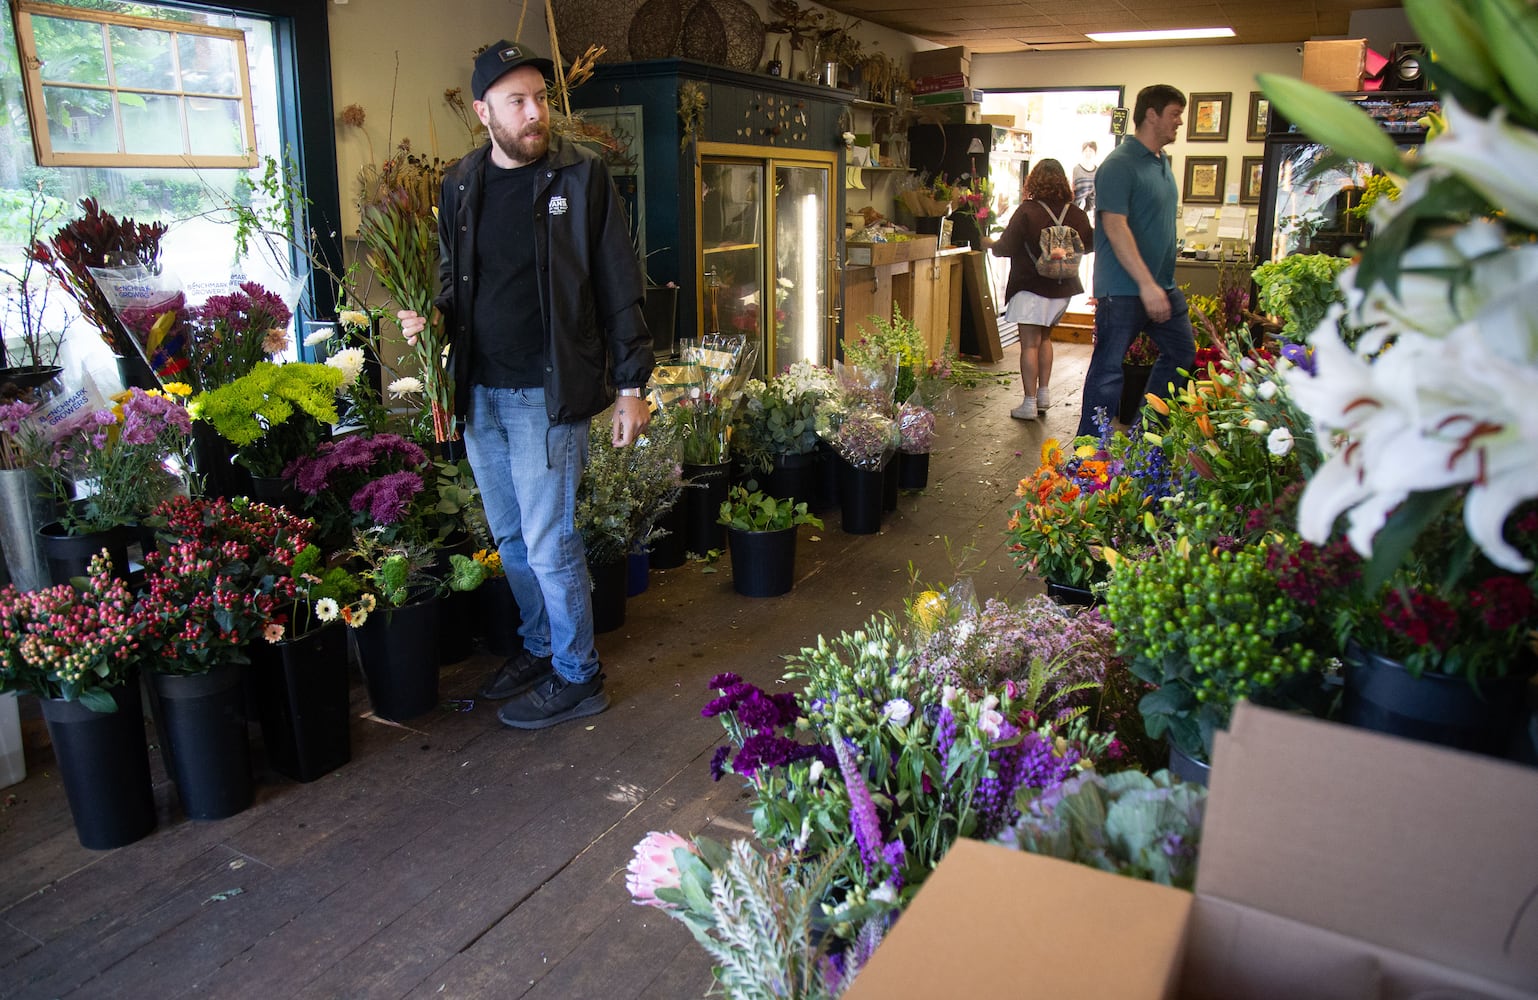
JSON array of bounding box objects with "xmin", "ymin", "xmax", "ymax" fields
[
  {"xmin": 1246, "ymin": 91, "xmax": 1270, "ymax": 142},
  {"xmin": 1188, "ymin": 92, "xmax": 1231, "ymax": 142},
  {"xmin": 1240, "ymin": 156, "xmax": 1265, "ymax": 204},
  {"xmin": 1183, "ymin": 156, "xmax": 1227, "ymax": 204}
]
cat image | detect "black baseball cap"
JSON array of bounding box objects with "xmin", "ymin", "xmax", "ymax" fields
[{"xmin": 471, "ymin": 40, "xmax": 555, "ymax": 101}]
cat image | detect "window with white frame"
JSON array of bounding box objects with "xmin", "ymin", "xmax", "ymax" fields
[{"xmin": 12, "ymin": 0, "xmax": 259, "ymax": 168}]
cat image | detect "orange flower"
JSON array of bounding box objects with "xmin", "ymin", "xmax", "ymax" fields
[{"xmin": 1144, "ymin": 394, "xmax": 1169, "ymax": 416}]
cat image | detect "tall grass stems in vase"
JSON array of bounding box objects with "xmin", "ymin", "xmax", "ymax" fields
[
  {"xmin": 0, "ymin": 552, "xmax": 147, "ymax": 712},
  {"xmin": 1, "ymin": 180, "xmax": 67, "ymax": 371},
  {"xmin": 188, "ymin": 362, "xmax": 347, "ymax": 477}
]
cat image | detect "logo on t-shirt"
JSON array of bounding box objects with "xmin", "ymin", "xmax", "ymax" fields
[{"xmin": 548, "ymin": 194, "xmax": 568, "ymax": 216}]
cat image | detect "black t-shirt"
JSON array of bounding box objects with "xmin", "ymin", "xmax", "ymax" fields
[{"xmin": 472, "ymin": 158, "xmax": 546, "ymax": 388}]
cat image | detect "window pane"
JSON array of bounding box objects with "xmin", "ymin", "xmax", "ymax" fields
[
  {"xmin": 110, "ymin": 25, "xmax": 176, "ymax": 91},
  {"xmin": 120, "ymin": 92, "xmax": 183, "ymax": 154},
  {"xmin": 41, "ymin": 84, "xmax": 118, "ymax": 153},
  {"xmin": 33, "ymin": 15, "xmax": 107, "ymax": 85},
  {"xmin": 178, "ymin": 34, "xmax": 240, "ymax": 96},
  {"xmin": 187, "ymin": 97, "xmax": 246, "ymax": 156}
]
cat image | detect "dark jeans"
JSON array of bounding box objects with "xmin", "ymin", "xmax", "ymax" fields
[{"xmin": 1075, "ymin": 289, "xmax": 1195, "ymax": 437}]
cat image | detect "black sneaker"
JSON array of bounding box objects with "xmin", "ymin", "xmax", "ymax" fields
[
  {"xmin": 477, "ymin": 650, "xmax": 554, "ymax": 701},
  {"xmin": 497, "ymin": 671, "xmax": 608, "ymax": 730}
]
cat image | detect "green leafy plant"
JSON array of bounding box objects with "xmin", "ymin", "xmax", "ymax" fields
[
  {"xmin": 730, "ymin": 377, "xmax": 821, "ymax": 474},
  {"xmin": 717, "ymin": 486, "xmax": 823, "ymax": 533},
  {"xmin": 576, "ymin": 414, "xmax": 686, "ymax": 568},
  {"xmin": 1251, "ymin": 252, "xmax": 1352, "ymax": 342}
]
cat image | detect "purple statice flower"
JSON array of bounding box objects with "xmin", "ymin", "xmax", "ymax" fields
[
  {"xmin": 709, "ymin": 745, "xmax": 731, "ymax": 781},
  {"xmin": 833, "ymin": 737, "xmax": 888, "ymax": 878},
  {"xmin": 349, "ymin": 469, "xmax": 424, "ymax": 524}
]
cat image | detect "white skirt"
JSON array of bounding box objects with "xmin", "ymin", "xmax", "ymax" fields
[{"xmin": 1004, "ymin": 290, "xmax": 1072, "ymax": 327}]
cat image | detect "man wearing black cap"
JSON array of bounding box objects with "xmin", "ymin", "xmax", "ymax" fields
[{"xmin": 399, "ymin": 39, "xmax": 652, "ymax": 730}]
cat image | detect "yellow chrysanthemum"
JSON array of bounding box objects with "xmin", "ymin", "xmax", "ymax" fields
[{"xmin": 161, "ymin": 382, "xmax": 193, "ymax": 397}]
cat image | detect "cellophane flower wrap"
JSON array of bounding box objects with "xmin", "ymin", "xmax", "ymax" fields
[
  {"xmin": 648, "ymin": 333, "xmax": 757, "ymax": 465},
  {"xmin": 135, "ymin": 496, "xmax": 311, "ymax": 675},
  {"xmin": 1258, "ymin": 0, "xmax": 1538, "ymax": 581},
  {"xmin": 40, "ymin": 387, "xmax": 192, "ymax": 534},
  {"xmin": 0, "ymin": 551, "xmax": 147, "ymax": 712},
  {"xmin": 115, "ymin": 280, "xmax": 294, "ymax": 391}
]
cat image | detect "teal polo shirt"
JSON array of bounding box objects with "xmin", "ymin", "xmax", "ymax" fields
[{"xmin": 1092, "ymin": 137, "xmax": 1179, "ymax": 296}]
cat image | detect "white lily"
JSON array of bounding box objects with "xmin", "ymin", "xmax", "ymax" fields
[{"xmin": 1419, "ymin": 98, "xmax": 1538, "ymax": 231}]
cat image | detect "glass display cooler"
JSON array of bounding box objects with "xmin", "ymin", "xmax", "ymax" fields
[{"xmin": 1254, "ymin": 92, "xmax": 1439, "ymax": 263}]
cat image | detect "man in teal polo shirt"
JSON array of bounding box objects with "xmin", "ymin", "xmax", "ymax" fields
[{"xmin": 1075, "ymin": 84, "xmax": 1196, "ymax": 436}]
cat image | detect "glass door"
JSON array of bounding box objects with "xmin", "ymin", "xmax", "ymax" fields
[
  {"xmin": 699, "ymin": 144, "xmax": 837, "ymax": 377},
  {"xmin": 771, "ymin": 162, "xmax": 831, "ymax": 372}
]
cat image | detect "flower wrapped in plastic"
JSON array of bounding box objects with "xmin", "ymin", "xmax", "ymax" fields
[{"xmin": 647, "ymin": 332, "xmax": 757, "ymax": 465}]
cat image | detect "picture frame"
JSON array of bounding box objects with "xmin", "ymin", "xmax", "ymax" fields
[
  {"xmin": 1240, "ymin": 155, "xmax": 1265, "ymax": 205},
  {"xmin": 1187, "ymin": 92, "xmax": 1231, "ymax": 142},
  {"xmin": 1246, "ymin": 91, "xmax": 1271, "ymax": 142},
  {"xmin": 1183, "ymin": 155, "xmax": 1227, "ymax": 205}
]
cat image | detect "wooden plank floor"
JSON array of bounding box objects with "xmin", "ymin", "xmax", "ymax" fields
[{"xmin": 0, "ymin": 341, "xmax": 1092, "ymax": 1000}]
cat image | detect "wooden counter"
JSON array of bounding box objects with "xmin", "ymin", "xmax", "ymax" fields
[{"xmin": 842, "ymin": 243, "xmax": 966, "ymax": 361}]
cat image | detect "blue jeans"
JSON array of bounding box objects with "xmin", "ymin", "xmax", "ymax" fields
[
  {"xmin": 1076, "ymin": 289, "xmax": 1196, "ymax": 437},
  {"xmin": 463, "ymin": 385, "xmax": 598, "ymax": 684}
]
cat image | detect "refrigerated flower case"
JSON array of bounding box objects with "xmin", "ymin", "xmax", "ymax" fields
[{"xmin": 1254, "ymin": 92, "xmax": 1438, "ymax": 263}]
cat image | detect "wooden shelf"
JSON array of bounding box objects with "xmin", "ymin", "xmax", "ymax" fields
[
  {"xmin": 703, "ymin": 242, "xmax": 760, "ymax": 255},
  {"xmin": 851, "ymin": 98, "xmax": 898, "ymax": 112}
]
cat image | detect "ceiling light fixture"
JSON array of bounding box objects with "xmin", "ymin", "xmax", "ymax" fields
[{"xmin": 1085, "ymin": 27, "xmax": 1236, "ymax": 43}]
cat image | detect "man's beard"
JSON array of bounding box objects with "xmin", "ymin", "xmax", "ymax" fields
[{"xmin": 490, "ymin": 117, "xmax": 549, "ymax": 163}]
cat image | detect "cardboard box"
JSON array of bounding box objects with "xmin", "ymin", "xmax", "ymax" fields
[
  {"xmin": 845, "ymin": 235, "xmax": 938, "ymax": 267},
  {"xmin": 909, "ymin": 45, "xmax": 971, "ymax": 80},
  {"xmin": 981, "ymin": 114, "xmax": 1015, "ymax": 127},
  {"xmin": 911, "ymin": 73, "xmax": 968, "ymax": 94},
  {"xmin": 844, "ymin": 703, "xmax": 1538, "ymax": 1000},
  {"xmin": 911, "ymin": 88, "xmax": 986, "ymax": 107},
  {"xmin": 1303, "ymin": 38, "xmax": 1367, "ymax": 92}
]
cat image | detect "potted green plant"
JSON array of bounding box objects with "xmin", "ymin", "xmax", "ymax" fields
[
  {"xmin": 731, "ymin": 377, "xmax": 821, "ymax": 501},
  {"xmin": 577, "ymin": 418, "xmax": 686, "ymax": 630},
  {"xmin": 345, "ymin": 527, "xmax": 485, "ymax": 722},
  {"xmin": 0, "ymin": 551, "xmax": 157, "ymax": 848},
  {"xmin": 717, "ymin": 486, "xmax": 823, "ymax": 597},
  {"xmin": 1103, "ymin": 540, "xmax": 1326, "ymax": 778}
]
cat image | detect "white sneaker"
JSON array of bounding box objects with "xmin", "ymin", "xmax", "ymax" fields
[
  {"xmin": 1036, "ymin": 386, "xmax": 1051, "ymax": 409},
  {"xmin": 1010, "ymin": 398, "xmax": 1038, "ymax": 420}
]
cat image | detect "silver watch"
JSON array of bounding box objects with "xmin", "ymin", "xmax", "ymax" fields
[{"xmin": 617, "ymin": 387, "xmax": 642, "ymax": 398}]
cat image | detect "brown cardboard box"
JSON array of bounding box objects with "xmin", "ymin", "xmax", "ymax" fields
[
  {"xmin": 909, "ymin": 45, "xmax": 971, "ymax": 80},
  {"xmin": 845, "ymin": 235, "xmax": 938, "ymax": 267},
  {"xmin": 981, "ymin": 114, "xmax": 1015, "ymax": 127},
  {"xmin": 844, "ymin": 703, "xmax": 1538, "ymax": 1000},
  {"xmin": 1303, "ymin": 38, "xmax": 1368, "ymax": 92}
]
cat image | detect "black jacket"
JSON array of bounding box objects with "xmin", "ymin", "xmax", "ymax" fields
[{"xmin": 434, "ymin": 135, "xmax": 653, "ymax": 425}]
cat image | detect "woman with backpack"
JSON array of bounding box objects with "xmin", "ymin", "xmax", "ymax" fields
[{"xmin": 990, "ymin": 158, "xmax": 1094, "ymax": 420}]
